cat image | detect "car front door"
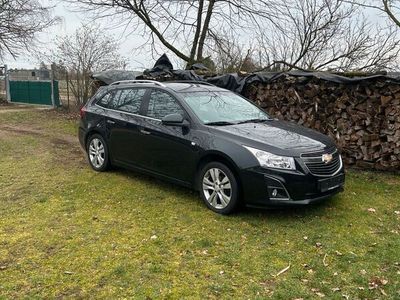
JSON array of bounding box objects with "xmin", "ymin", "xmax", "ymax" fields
[
  {"xmin": 139, "ymin": 89, "xmax": 198, "ymax": 183},
  {"xmin": 106, "ymin": 87, "xmax": 149, "ymax": 167}
]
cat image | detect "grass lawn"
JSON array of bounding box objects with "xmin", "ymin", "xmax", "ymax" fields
[{"xmin": 0, "ymin": 108, "xmax": 399, "ymax": 299}]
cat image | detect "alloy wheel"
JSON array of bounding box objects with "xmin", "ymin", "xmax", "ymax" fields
[
  {"xmin": 202, "ymin": 168, "xmax": 232, "ymax": 209},
  {"xmin": 89, "ymin": 138, "xmax": 105, "ymax": 168}
]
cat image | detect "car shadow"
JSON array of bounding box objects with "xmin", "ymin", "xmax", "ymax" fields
[
  {"xmin": 111, "ymin": 166, "xmax": 198, "ymax": 196},
  {"xmin": 238, "ymin": 198, "xmax": 339, "ymax": 219},
  {"xmin": 110, "ymin": 166, "xmax": 341, "ymax": 220}
]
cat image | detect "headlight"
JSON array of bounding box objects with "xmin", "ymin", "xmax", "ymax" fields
[{"xmin": 243, "ymin": 146, "xmax": 296, "ymax": 170}]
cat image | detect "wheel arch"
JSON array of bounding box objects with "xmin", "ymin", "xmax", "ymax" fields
[
  {"xmin": 195, "ymin": 151, "xmax": 243, "ymax": 196},
  {"xmin": 85, "ymin": 129, "xmax": 106, "ymax": 149}
]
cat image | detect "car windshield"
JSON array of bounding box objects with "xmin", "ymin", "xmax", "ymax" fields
[{"xmin": 181, "ymin": 91, "xmax": 270, "ymax": 125}]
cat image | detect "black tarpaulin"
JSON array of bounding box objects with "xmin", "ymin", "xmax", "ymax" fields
[
  {"xmin": 95, "ymin": 54, "xmax": 400, "ymax": 93},
  {"xmin": 206, "ymin": 71, "xmax": 400, "ymax": 93},
  {"xmin": 140, "ymin": 54, "xmax": 203, "ymax": 81},
  {"xmin": 92, "ymin": 70, "xmax": 142, "ymax": 85}
]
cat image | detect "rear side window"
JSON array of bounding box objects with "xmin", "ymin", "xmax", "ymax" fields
[
  {"xmin": 109, "ymin": 88, "xmax": 146, "ymax": 114},
  {"xmin": 96, "ymin": 91, "xmax": 114, "ymax": 108},
  {"xmin": 147, "ymin": 90, "xmax": 184, "ymax": 119}
]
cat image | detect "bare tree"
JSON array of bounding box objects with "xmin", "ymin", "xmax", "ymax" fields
[
  {"xmin": 69, "ymin": 0, "xmax": 400, "ymax": 72},
  {"xmin": 382, "ymin": 0, "xmax": 400, "ymax": 27},
  {"xmin": 0, "ymin": 0, "xmax": 58, "ymax": 59},
  {"xmin": 207, "ymin": 30, "xmax": 259, "ymax": 73},
  {"xmin": 53, "ymin": 24, "xmax": 128, "ymax": 106},
  {"xmin": 68, "ymin": 0, "xmax": 279, "ymax": 67},
  {"xmin": 348, "ymin": 0, "xmax": 400, "ymax": 27},
  {"xmin": 257, "ymin": 0, "xmax": 400, "ymax": 72}
]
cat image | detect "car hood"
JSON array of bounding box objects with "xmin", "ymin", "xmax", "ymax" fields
[{"xmin": 211, "ymin": 120, "xmax": 334, "ymax": 155}]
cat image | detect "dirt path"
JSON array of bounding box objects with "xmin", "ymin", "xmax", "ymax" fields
[
  {"xmin": 0, "ymin": 123, "xmax": 86, "ymax": 166},
  {"xmin": 0, "ymin": 124, "xmax": 77, "ymax": 145},
  {"xmin": 0, "ymin": 104, "xmax": 74, "ymax": 142},
  {"xmin": 0, "ymin": 105, "xmax": 52, "ymax": 114},
  {"xmin": 0, "ymin": 105, "xmax": 86, "ymax": 166}
]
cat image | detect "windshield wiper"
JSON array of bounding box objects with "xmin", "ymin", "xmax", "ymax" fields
[
  {"xmin": 204, "ymin": 121, "xmax": 237, "ymax": 126},
  {"xmin": 237, "ymin": 118, "xmax": 271, "ymax": 124}
]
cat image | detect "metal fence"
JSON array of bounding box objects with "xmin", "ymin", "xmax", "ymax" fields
[
  {"xmin": 0, "ymin": 64, "xmax": 61, "ymax": 107},
  {"xmin": 2, "ymin": 65, "xmax": 103, "ymax": 109},
  {"xmin": 9, "ymin": 80, "xmax": 60, "ymax": 106}
]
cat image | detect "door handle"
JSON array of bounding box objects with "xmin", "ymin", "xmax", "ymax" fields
[
  {"xmin": 140, "ymin": 129, "xmax": 151, "ymax": 135},
  {"xmin": 107, "ymin": 120, "xmax": 115, "ymax": 124}
]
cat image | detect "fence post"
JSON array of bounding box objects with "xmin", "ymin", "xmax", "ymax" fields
[
  {"xmin": 66, "ymin": 71, "xmax": 70, "ymax": 111},
  {"xmin": 50, "ymin": 65, "xmax": 55, "ymax": 107},
  {"xmin": 4, "ymin": 64, "xmax": 11, "ymax": 102}
]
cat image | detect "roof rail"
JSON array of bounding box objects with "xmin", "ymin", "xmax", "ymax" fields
[
  {"xmin": 169, "ymin": 80, "xmax": 215, "ymax": 86},
  {"xmin": 110, "ymin": 80, "xmax": 166, "ymax": 87}
]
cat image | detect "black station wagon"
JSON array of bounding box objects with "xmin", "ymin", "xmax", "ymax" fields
[{"xmin": 79, "ymin": 80, "xmax": 344, "ymax": 214}]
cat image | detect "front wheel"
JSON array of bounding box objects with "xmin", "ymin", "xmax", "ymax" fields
[
  {"xmin": 86, "ymin": 134, "xmax": 110, "ymax": 172},
  {"xmin": 199, "ymin": 162, "xmax": 240, "ymax": 214}
]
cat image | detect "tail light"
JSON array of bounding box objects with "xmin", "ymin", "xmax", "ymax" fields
[{"xmin": 80, "ymin": 107, "xmax": 86, "ymax": 118}]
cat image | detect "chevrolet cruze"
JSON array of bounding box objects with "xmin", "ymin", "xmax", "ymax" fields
[{"xmin": 79, "ymin": 80, "xmax": 345, "ymax": 214}]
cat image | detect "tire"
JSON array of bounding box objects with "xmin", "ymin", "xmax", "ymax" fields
[
  {"xmin": 198, "ymin": 162, "xmax": 240, "ymax": 215},
  {"xmin": 86, "ymin": 133, "xmax": 110, "ymax": 172}
]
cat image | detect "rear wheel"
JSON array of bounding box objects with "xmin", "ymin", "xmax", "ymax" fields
[
  {"xmin": 86, "ymin": 134, "xmax": 110, "ymax": 172},
  {"xmin": 199, "ymin": 162, "xmax": 240, "ymax": 214}
]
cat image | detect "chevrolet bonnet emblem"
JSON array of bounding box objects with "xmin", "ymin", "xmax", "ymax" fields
[{"xmin": 322, "ymin": 153, "xmax": 333, "ymax": 164}]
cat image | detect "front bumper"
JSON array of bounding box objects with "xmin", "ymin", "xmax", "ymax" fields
[
  {"xmin": 247, "ymin": 186, "xmax": 343, "ymax": 208},
  {"xmin": 240, "ymin": 165, "xmax": 345, "ymax": 207}
]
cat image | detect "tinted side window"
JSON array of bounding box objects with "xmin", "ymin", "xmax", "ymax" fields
[
  {"xmin": 109, "ymin": 88, "xmax": 146, "ymax": 114},
  {"xmin": 147, "ymin": 90, "xmax": 184, "ymax": 119},
  {"xmin": 96, "ymin": 91, "xmax": 114, "ymax": 108}
]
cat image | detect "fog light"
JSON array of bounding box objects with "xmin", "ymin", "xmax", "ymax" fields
[
  {"xmin": 268, "ymin": 187, "xmax": 289, "ymax": 200},
  {"xmin": 265, "ymin": 176, "xmax": 291, "ymax": 201}
]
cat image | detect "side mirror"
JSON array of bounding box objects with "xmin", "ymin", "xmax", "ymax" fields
[{"xmin": 162, "ymin": 113, "xmax": 189, "ymax": 127}]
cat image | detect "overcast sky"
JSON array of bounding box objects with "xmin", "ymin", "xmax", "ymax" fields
[
  {"xmin": 2, "ymin": 0, "xmax": 387, "ymax": 71},
  {"xmin": 3, "ymin": 1, "xmax": 161, "ymax": 71}
]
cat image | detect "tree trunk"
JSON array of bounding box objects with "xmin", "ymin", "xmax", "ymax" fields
[
  {"xmin": 196, "ymin": 0, "xmax": 216, "ymax": 61},
  {"xmin": 187, "ymin": 0, "xmax": 205, "ymax": 68}
]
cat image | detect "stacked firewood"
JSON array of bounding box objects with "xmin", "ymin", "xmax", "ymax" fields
[{"xmin": 244, "ymin": 76, "xmax": 400, "ymax": 171}]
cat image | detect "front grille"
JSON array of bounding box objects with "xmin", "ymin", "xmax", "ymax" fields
[{"xmin": 301, "ymin": 149, "xmax": 342, "ymax": 177}]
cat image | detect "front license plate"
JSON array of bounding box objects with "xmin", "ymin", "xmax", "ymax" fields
[{"xmin": 319, "ymin": 174, "xmax": 345, "ymax": 192}]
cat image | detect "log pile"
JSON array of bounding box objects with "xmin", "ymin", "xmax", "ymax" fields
[{"xmin": 244, "ymin": 76, "xmax": 400, "ymax": 171}]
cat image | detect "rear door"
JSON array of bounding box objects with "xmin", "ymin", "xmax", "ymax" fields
[
  {"xmin": 106, "ymin": 87, "xmax": 149, "ymax": 166},
  {"xmin": 139, "ymin": 89, "xmax": 198, "ymax": 183}
]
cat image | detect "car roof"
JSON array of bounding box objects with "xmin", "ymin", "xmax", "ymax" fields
[
  {"xmin": 104, "ymin": 81, "xmax": 228, "ymax": 93},
  {"xmin": 163, "ymin": 82, "xmax": 227, "ymax": 93}
]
